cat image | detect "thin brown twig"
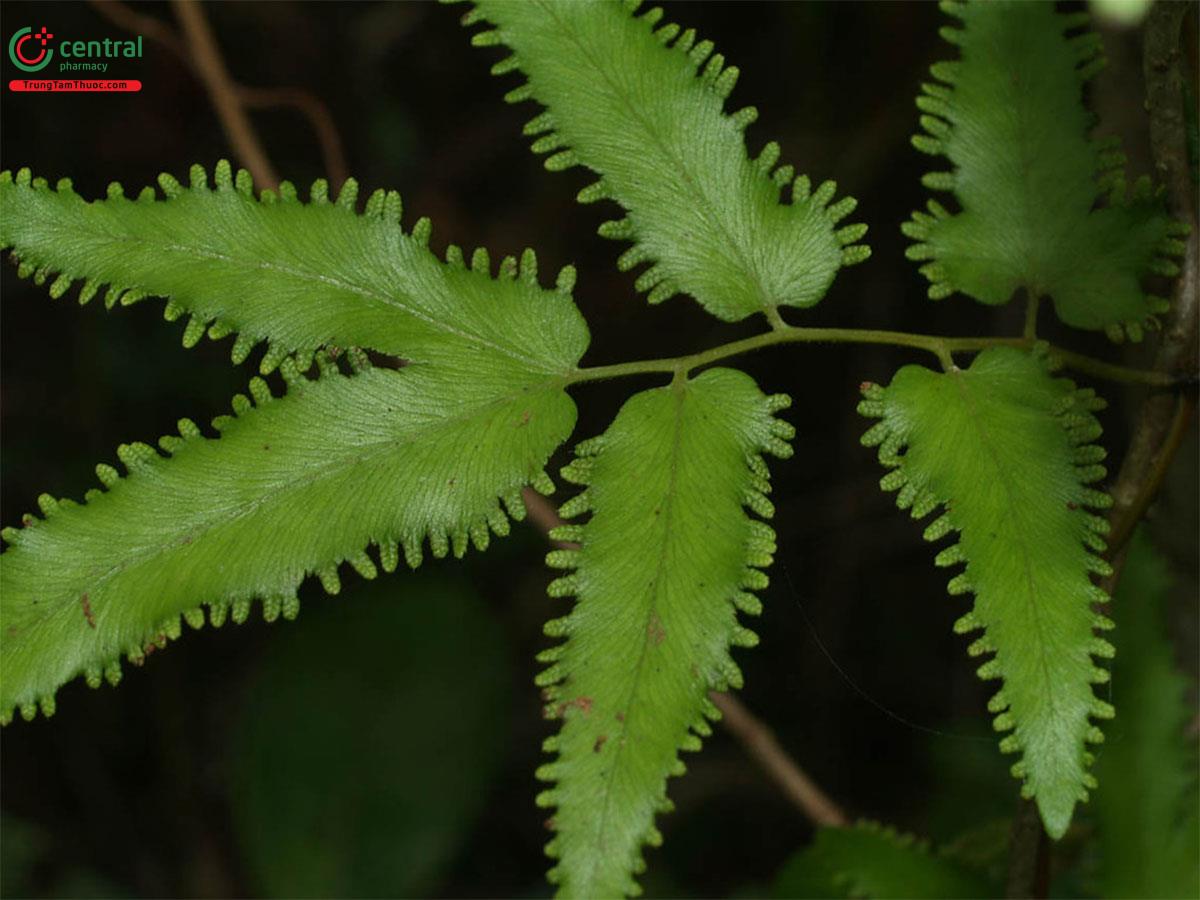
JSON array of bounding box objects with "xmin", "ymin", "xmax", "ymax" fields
[
  {"xmin": 708, "ymin": 690, "xmax": 848, "ymax": 828},
  {"xmin": 89, "ymin": 0, "xmax": 187, "ymax": 57},
  {"xmin": 521, "ymin": 487, "xmax": 574, "ymax": 550},
  {"xmin": 1108, "ymin": 396, "xmax": 1195, "ymax": 553},
  {"xmin": 171, "ymin": 0, "xmax": 279, "ymax": 190},
  {"xmin": 238, "ymin": 86, "xmax": 349, "ymax": 189},
  {"xmin": 90, "ymin": 0, "xmax": 350, "ymax": 189}
]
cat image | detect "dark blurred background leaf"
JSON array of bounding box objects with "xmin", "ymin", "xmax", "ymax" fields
[
  {"xmin": 770, "ymin": 823, "xmax": 997, "ymax": 899},
  {"xmin": 229, "ymin": 574, "xmax": 510, "ymax": 898},
  {"xmin": 1089, "ymin": 532, "xmax": 1199, "ymax": 900}
]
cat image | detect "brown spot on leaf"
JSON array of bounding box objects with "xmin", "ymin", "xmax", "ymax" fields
[
  {"xmin": 80, "ymin": 593, "xmax": 96, "ymax": 629},
  {"xmin": 615, "ymin": 711, "xmax": 625, "ymax": 722},
  {"xmin": 647, "ymin": 613, "xmax": 666, "ymax": 645},
  {"xmin": 593, "ymin": 734, "xmax": 608, "ymax": 753},
  {"xmin": 554, "ymin": 695, "xmax": 593, "ymax": 718},
  {"xmin": 572, "ymin": 695, "xmax": 593, "ymax": 715},
  {"xmin": 1066, "ymin": 501, "xmax": 1078, "ymax": 510},
  {"xmin": 518, "ymin": 409, "xmax": 531, "ymax": 426},
  {"xmin": 544, "ymin": 817, "xmax": 557, "ymax": 831}
]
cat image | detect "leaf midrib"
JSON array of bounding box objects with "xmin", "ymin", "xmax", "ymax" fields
[{"xmin": 951, "ymin": 371, "xmax": 1064, "ymax": 773}]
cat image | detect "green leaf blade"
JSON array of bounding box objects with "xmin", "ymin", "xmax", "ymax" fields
[
  {"xmin": 539, "ymin": 368, "xmax": 793, "ymax": 897},
  {"xmin": 466, "ymin": 0, "xmax": 867, "ymax": 322},
  {"xmin": 0, "ymin": 165, "xmax": 589, "ymax": 374},
  {"xmin": 859, "ymin": 347, "xmax": 1115, "ymax": 838},
  {"xmin": 905, "ymin": 2, "xmax": 1182, "ymax": 337},
  {"xmin": 1, "ymin": 363, "xmax": 575, "ymax": 721}
]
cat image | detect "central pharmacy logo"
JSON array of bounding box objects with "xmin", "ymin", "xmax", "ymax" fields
[{"xmin": 9, "ymin": 26, "xmax": 54, "ymax": 73}]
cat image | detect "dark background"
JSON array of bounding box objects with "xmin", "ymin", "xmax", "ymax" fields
[{"xmin": 1, "ymin": 2, "xmax": 1196, "ymax": 897}]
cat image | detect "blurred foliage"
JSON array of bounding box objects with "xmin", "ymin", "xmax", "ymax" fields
[
  {"xmin": 230, "ymin": 575, "xmax": 511, "ymax": 898},
  {"xmin": 1, "ymin": 812, "xmax": 131, "ymax": 898},
  {"xmin": 1090, "ymin": 532, "xmax": 1199, "ymax": 899},
  {"xmin": 770, "ymin": 822, "xmax": 996, "ymax": 899}
]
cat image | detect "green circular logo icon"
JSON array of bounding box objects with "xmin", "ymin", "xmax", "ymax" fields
[{"xmin": 9, "ymin": 27, "xmax": 55, "ymax": 73}]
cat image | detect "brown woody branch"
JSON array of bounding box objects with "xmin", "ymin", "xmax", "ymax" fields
[{"xmin": 1107, "ymin": 1, "xmax": 1199, "ymax": 553}]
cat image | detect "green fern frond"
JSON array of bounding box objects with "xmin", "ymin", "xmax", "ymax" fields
[
  {"xmin": 0, "ymin": 359, "xmax": 577, "ymax": 723},
  {"xmin": 1093, "ymin": 532, "xmax": 1198, "ymax": 899},
  {"xmin": 460, "ymin": 0, "xmax": 869, "ymax": 322},
  {"xmin": 858, "ymin": 346, "xmax": 1115, "ymax": 839},
  {"xmin": 773, "ymin": 822, "xmax": 997, "ymax": 899},
  {"xmin": 902, "ymin": 1, "xmax": 1187, "ymax": 340},
  {"xmin": 535, "ymin": 367, "xmax": 793, "ymax": 897},
  {"xmin": 0, "ymin": 163, "xmax": 589, "ymax": 373}
]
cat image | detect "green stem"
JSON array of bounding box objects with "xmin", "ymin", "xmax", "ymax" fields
[
  {"xmin": 1046, "ymin": 346, "xmax": 1178, "ymax": 388},
  {"xmin": 764, "ymin": 305, "xmax": 790, "ymax": 332},
  {"xmin": 567, "ymin": 325, "xmax": 1177, "ymax": 387},
  {"xmin": 1024, "ymin": 294, "xmax": 1041, "ymax": 340}
]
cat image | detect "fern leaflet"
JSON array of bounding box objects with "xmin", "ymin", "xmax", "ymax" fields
[
  {"xmin": 462, "ymin": 0, "xmax": 869, "ymax": 322},
  {"xmin": 858, "ymin": 346, "xmax": 1115, "ymax": 838},
  {"xmin": 0, "ymin": 163, "xmax": 588, "ymax": 373},
  {"xmin": 1, "ymin": 361, "xmax": 575, "ymax": 721},
  {"xmin": 536, "ymin": 368, "xmax": 793, "ymax": 896},
  {"xmin": 902, "ymin": 1, "xmax": 1186, "ymax": 339}
]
